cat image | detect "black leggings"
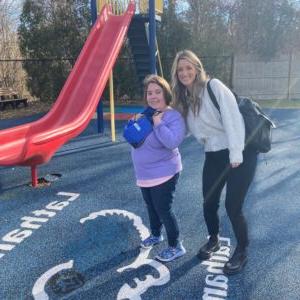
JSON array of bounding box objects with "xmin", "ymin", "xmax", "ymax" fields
[
  {"xmin": 202, "ymin": 149, "xmax": 257, "ymax": 249},
  {"xmin": 141, "ymin": 173, "xmax": 180, "ymax": 247}
]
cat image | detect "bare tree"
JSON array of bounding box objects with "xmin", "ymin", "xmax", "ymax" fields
[
  {"xmin": 184, "ymin": 0, "xmax": 233, "ymax": 55},
  {"xmin": 232, "ymin": 0, "xmax": 300, "ymax": 58},
  {"xmin": 18, "ymin": 0, "xmax": 90, "ymax": 101},
  {"xmin": 0, "ymin": 0, "xmax": 29, "ymax": 96}
]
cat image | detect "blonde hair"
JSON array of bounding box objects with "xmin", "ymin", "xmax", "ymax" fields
[
  {"xmin": 143, "ymin": 74, "xmax": 172, "ymax": 105},
  {"xmin": 171, "ymin": 50, "xmax": 208, "ymax": 118}
]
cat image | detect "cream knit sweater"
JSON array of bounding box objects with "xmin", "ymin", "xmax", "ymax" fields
[{"xmin": 187, "ymin": 78, "xmax": 245, "ymax": 163}]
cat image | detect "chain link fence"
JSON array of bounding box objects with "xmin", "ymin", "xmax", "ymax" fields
[
  {"xmin": 233, "ymin": 52, "xmax": 300, "ymax": 100},
  {"xmin": 2, "ymin": 53, "xmax": 298, "ymax": 104},
  {"xmin": 0, "ymin": 55, "xmax": 233, "ymax": 102}
]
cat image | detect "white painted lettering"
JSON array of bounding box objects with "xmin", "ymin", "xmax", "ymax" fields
[
  {"xmin": 20, "ymin": 216, "xmax": 48, "ymax": 229},
  {"xmin": 219, "ymin": 237, "xmax": 231, "ymax": 247},
  {"xmin": 203, "ymin": 287, "xmax": 227, "ymax": 299},
  {"xmin": 57, "ymin": 192, "xmax": 80, "ymax": 202},
  {"xmin": 0, "ymin": 191, "xmax": 80, "ymax": 262},
  {"xmin": 205, "ymin": 274, "xmax": 228, "ymax": 290},
  {"xmin": 0, "ymin": 243, "xmax": 15, "ymax": 251},
  {"xmin": 46, "ymin": 201, "xmax": 69, "ymax": 211},
  {"xmin": 210, "ymin": 254, "xmax": 229, "ymax": 263},
  {"xmin": 202, "ymin": 237, "xmax": 231, "ymax": 299},
  {"xmin": 2, "ymin": 229, "xmax": 32, "ymax": 244},
  {"xmin": 215, "ymin": 246, "xmax": 231, "ymax": 257},
  {"xmin": 201, "ymin": 260, "xmax": 225, "ymax": 274},
  {"xmin": 32, "ymin": 209, "xmax": 56, "ymax": 218}
]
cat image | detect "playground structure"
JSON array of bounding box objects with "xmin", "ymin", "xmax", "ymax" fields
[
  {"xmin": 94, "ymin": 0, "xmax": 163, "ymax": 137},
  {"xmin": 0, "ymin": 0, "xmax": 163, "ymax": 187}
]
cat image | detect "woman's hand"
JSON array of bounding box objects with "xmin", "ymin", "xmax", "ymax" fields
[
  {"xmin": 132, "ymin": 113, "xmax": 143, "ymax": 121},
  {"xmin": 231, "ymin": 162, "xmax": 241, "ymax": 168},
  {"xmin": 152, "ymin": 111, "xmax": 163, "ymax": 126}
]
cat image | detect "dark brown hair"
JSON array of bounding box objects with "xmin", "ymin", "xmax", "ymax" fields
[{"xmin": 143, "ymin": 74, "xmax": 172, "ymax": 105}]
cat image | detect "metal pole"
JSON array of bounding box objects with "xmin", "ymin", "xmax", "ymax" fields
[
  {"xmin": 229, "ymin": 54, "xmax": 235, "ymax": 90},
  {"xmin": 109, "ymin": 71, "xmax": 116, "ymax": 142},
  {"xmin": 31, "ymin": 166, "xmax": 38, "ymax": 187},
  {"xmin": 287, "ymin": 51, "xmax": 293, "ymax": 101},
  {"xmin": 91, "ymin": 0, "xmax": 104, "ymax": 133},
  {"xmin": 91, "ymin": 0, "xmax": 97, "ymax": 22},
  {"xmin": 149, "ymin": 0, "xmax": 157, "ymax": 74}
]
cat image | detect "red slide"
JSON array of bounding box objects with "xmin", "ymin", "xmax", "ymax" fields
[{"xmin": 0, "ymin": 2, "xmax": 135, "ymax": 186}]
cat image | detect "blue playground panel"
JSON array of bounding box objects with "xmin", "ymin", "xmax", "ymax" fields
[{"xmin": 103, "ymin": 105, "xmax": 143, "ymax": 113}]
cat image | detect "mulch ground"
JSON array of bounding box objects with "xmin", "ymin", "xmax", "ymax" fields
[
  {"xmin": 0, "ymin": 101, "xmax": 53, "ymax": 120},
  {"xmin": 0, "ymin": 100, "xmax": 137, "ymax": 121}
]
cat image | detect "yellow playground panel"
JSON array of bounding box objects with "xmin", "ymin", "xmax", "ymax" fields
[
  {"xmin": 139, "ymin": 0, "xmax": 163, "ymax": 14},
  {"xmin": 97, "ymin": 0, "xmax": 127, "ymax": 14},
  {"xmin": 97, "ymin": 0, "xmax": 163, "ymax": 15}
]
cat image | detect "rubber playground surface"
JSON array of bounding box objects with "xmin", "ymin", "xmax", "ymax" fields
[{"xmin": 0, "ymin": 108, "xmax": 299, "ymax": 299}]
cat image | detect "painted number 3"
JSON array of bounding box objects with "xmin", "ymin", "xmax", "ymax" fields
[{"xmin": 32, "ymin": 209, "xmax": 170, "ymax": 300}]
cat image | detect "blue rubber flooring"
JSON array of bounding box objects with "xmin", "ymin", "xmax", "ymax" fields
[{"xmin": 0, "ymin": 109, "xmax": 299, "ymax": 299}]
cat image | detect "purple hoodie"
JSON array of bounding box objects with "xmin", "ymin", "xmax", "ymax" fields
[{"xmin": 131, "ymin": 108, "xmax": 186, "ymax": 180}]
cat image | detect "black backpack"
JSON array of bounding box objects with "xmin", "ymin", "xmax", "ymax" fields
[{"xmin": 207, "ymin": 79, "xmax": 276, "ymax": 153}]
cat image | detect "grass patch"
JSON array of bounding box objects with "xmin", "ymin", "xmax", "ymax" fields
[{"xmin": 255, "ymin": 99, "xmax": 300, "ymax": 109}]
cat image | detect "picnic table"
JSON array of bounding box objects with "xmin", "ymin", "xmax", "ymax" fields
[{"xmin": 0, "ymin": 88, "xmax": 28, "ymax": 111}]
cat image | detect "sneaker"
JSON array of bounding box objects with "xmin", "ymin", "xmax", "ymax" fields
[
  {"xmin": 155, "ymin": 242, "xmax": 186, "ymax": 262},
  {"xmin": 140, "ymin": 235, "xmax": 163, "ymax": 249},
  {"xmin": 197, "ymin": 235, "xmax": 220, "ymax": 260},
  {"xmin": 223, "ymin": 247, "xmax": 247, "ymax": 275}
]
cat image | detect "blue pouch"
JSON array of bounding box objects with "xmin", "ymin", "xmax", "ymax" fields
[{"xmin": 123, "ymin": 107, "xmax": 156, "ymax": 148}]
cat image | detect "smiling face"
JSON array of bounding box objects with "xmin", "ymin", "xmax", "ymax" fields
[
  {"xmin": 176, "ymin": 58, "xmax": 197, "ymax": 90},
  {"xmin": 146, "ymin": 83, "xmax": 168, "ymax": 111}
]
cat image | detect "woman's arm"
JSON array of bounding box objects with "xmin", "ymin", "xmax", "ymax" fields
[
  {"xmin": 153, "ymin": 110, "xmax": 186, "ymax": 149},
  {"xmin": 210, "ymin": 79, "xmax": 245, "ymax": 164}
]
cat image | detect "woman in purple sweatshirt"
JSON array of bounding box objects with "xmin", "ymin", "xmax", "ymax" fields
[{"xmin": 131, "ymin": 75, "xmax": 186, "ymax": 262}]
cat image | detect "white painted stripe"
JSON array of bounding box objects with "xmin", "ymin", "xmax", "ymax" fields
[
  {"xmin": 57, "ymin": 192, "xmax": 80, "ymax": 202},
  {"xmin": 32, "ymin": 260, "xmax": 74, "ymax": 300},
  {"xmin": 80, "ymin": 209, "xmax": 170, "ymax": 300}
]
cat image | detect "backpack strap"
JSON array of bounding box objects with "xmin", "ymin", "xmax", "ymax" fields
[{"xmin": 207, "ymin": 79, "xmax": 220, "ymax": 113}]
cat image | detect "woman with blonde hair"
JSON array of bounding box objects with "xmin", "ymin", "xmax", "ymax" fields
[{"xmin": 171, "ymin": 50, "xmax": 257, "ymax": 275}]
